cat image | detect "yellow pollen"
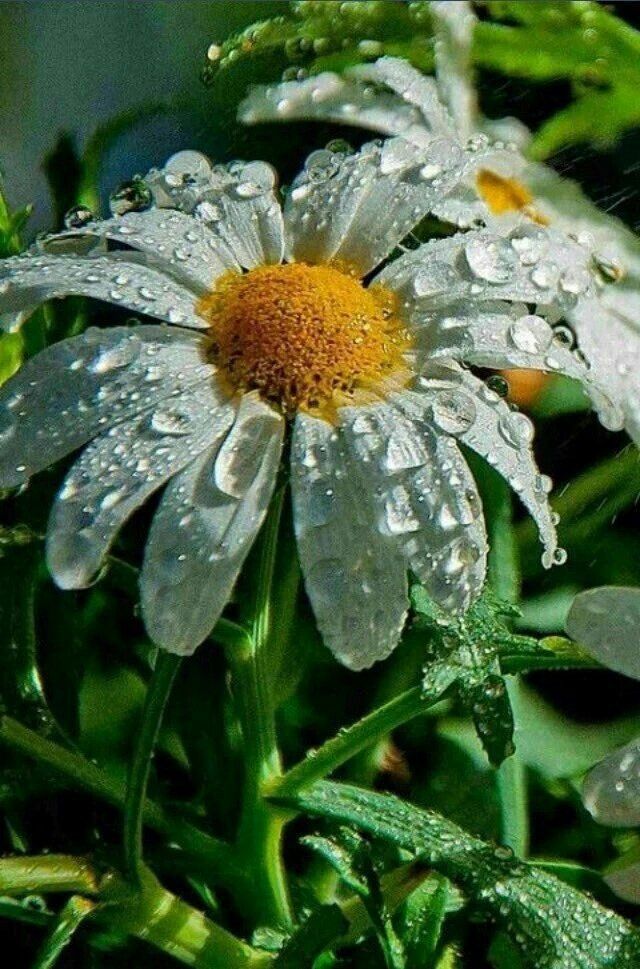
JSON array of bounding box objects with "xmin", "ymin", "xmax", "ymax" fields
[
  {"xmin": 197, "ymin": 263, "xmax": 411, "ymax": 417},
  {"xmin": 476, "ymin": 169, "xmax": 550, "ymax": 226}
]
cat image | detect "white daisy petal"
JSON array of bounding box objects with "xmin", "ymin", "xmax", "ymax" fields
[
  {"xmin": 285, "ymin": 136, "xmax": 515, "ymax": 274},
  {"xmin": 141, "ymin": 392, "xmax": 283, "ymax": 654},
  {"xmin": 377, "ymin": 224, "xmax": 598, "ymax": 311},
  {"xmin": 0, "ymin": 253, "xmax": 206, "ymax": 332},
  {"xmin": 147, "ymin": 154, "xmax": 285, "ymax": 269},
  {"xmin": 570, "ymin": 288, "xmax": 640, "ymax": 441},
  {"xmin": 583, "ymin": 738, "xmax": 640, "ymax": 828},
  {"xmin": 341, "ymin": 402, "xmax": 487, "ymax": 613},
  {"xmin": 46, "ymin": 378, "xmax": 235, "ymax": 589},
  {"xmin": 0, "ymin": 325, "xmax": 214, "ymax": 488},
  {"xmin": 432, "ymin": 1, "xmax": 477, "ymax": 140},
  {"xmin": 42, "ymin": 209, "xmax": 239, "ymax": 292},
  {"xmin": 398, "ymin": 370, "xmax": 559, "ymax": 566},
  {"xmin": 566, "ymin": 586, "xmax": 640, "ymax": 681},
  {"xmin": 413, "ymin": 299, "xmax": 620, "ymax": 430},
  {"xmin": 239, "ymin": 57, "xmax": 451, "ymax": 145},
  {"xmin": 291, "ymin": 412, "xmax": 408, "ymax": 670}
]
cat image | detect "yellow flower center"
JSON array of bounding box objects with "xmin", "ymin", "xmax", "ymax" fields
[
  {"xmin": 197, "ymin": 263, "xmax": 411, "ymax": 418},
  {"xmin": 476, "ymin": 169, "xmax": 549, "ymax": 226}
]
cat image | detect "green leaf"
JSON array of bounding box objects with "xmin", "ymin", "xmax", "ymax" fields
[
  {"xmin": 32, "ymin": 895, "xmax": 97, "ymax": 969},
  {"xmin": 412, "ymin": 587, "xmax": 541, "ymax": 765},
  {"xmin": 0, "ymin": 178, "xmax": 31, "ymax": 259},
  {"xmin": 290, "ymin": 781, "xmax": 640, "ymax": 969},
  {"xmin": 272, "ymin": 905, "xmax": 349, "ymax": 968},
  {"xmin": 398, "ymin": 874, "xmax": 451, "ymax": 966},
  {"xmin": 476, "ymin": 1, "xmax": 640, "ymax": 157},
  {"xmin": 303, "ymin": 827, "xmax": 406, "ymax": 969}
]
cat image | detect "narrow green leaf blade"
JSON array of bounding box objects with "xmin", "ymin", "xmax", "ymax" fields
[
  {"xmin": 290, "ymin": 782, "xmax": 640, "ymax": 969},
  {"xmin": 32, "ymin": 895, "xmax": 96, "ymax": 969}
]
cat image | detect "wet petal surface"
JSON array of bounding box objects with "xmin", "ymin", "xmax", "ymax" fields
[
  {"xmin": 46, "ymin": 378, "xmax": 235, "ymax": 589},
  {"xmin": 141, "ymin": 392, "xmax": 283, "ymax": 653},
  {"xmin": 291, "ymin": 412, "xmax": 408, "ymax": 670},
  {"xmin": 0, "ymin": 252, "xmax": 206, "ymax": 332},
  {"xmin": 0, "ymin": 325, "xmax": 214, "ymax": 488}
]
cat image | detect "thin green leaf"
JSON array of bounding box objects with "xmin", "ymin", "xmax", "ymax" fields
[
  {"xmin": 399, "ymin": 874, "xmax": 451, "ymax": 966},
  {"xmin": 32, "ymin": 895, "xmax": 97, "ymax": 969},
  {"xmin": 290, "ymin": 781, "xmax": 640, "ymax": 969},
  {"xmin": 123, "ymin": 651, "xmax": 182, "ymax": 883},
  {"xmin": 303, "ymin": 827, "xmax": 406, "ymax": 968}
]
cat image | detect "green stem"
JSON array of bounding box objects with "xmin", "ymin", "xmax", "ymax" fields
[
  {"xmin": 271, "ymin": 686, "xmax": 446, "ymax": 797},
  {"xmin": 0, "ymin": 715, "xmax": 245, "ymax": 895},
  {"xmin": 0, "ymin": 854, "xmax": 99, "ymax": 897},
  {"xmin": 487, "ymin": 476, "xmax": 529, "ymax": 859},
  {"xmin": 231, "ymin": 488, "xmax": 293, "ymax": 928},
  {"xmin": 103, "ymin": 870, "xmax": 272, "ymax": 969},
  {"xmin": 124, "ymin": 651, "xmax": 182, "ymax": 883},
  {"xmin": 0, "ymin": 855, "xmax": 270, "ymax": 969}
]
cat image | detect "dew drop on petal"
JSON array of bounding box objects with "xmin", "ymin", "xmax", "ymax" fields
[
  {"xmin": 431, "ymin": 390, "xmax": 477, "ymax": 434},
  {"xmin": 498, "ymin": 410, "xmax": 535, "ymax": 447},
  {"xmin": 464, "ymin": 236, "xmax": 518, "ymax": 284},
  {"xmin": 150, "ymin": 409, "xmax": 192, "ymax": 436},
  {"xmin": 508, "ymin": 315, "xmax": 553, "ymax": 355}
]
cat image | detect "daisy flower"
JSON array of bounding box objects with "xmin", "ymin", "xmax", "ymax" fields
[
  {"xmin": 0, "ymin": 143, "xmax": 614, "ymax": 669},
  {"xmin": 239, "ymin": 0, "xmax": 640, "ymax": 441}
]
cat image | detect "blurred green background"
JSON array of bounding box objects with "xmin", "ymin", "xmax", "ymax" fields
[{"xmin": 0, "ymin": 1, "xmax": 286, "ymax": 232}]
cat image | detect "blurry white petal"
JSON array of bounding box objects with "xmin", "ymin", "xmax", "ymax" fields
[
  {"xmin": 399, "ymin": 369, "xmax": 559, "ymax": 566},
  {"xmin": 146, "ymin": 154, "xmax": 284, "ymax": 268},
  {"xmin": 240, "ymin": 57, "xmax": 451, "ymax": 144},
  {"xmin": 566, "ymin": 587, "xmax": 640, "ymax": 680},
  {"xmin": 42, "ymin": 209, "xmax": 239, "ymax": 292},
  {"xmin": 0, "ymin": 253, "xmax": 206, "ymax": 332},
  {"xmin": 286, "ymin": 136, "xmax": 516, "ymax": 275},
  {"xmin": 46, "ymin": 379, "xmax": 235, "ymax": 589},
  {"xmin": 141, "ymin": 393, "xmax": 283, "ymax": 654},
  {"xmin": 583, "ymin": 738, "xmax": 640, "ymax": 827},
  {"xmin": 0, "ymin": 325, "xmax": 213, "ymax": 488},
  {"xmin": 570, "ymin": 288, "xmax": 640, "ymax": 442},
  {"xmin": 377, "ymin": 224, "xmax": 598, "ymax": 311},
  {"xmin": 605, "ymin": 860, "xmax": 640, "ymax": 905},
  {"xmin": 524, "ymin": 161, "xmax": 640, "ymax": 278},
  {"xmin": 291, "ymin": 412, "xmax": 408, "ymax": 670},
  {"xmin": 432, "ymin": 1, "xmax": 477, "ymax": 139},
  {"xmin": 341, "ymin": 401, "xmax": 487, "ymax": 613}
]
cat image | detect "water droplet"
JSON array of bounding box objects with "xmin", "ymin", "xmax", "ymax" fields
[
  {"xmin": 64, "ymin": 205, "xmax": 94, "ymax": 229},
  {"xmin": 109, "ymin": 177, "xmax": 152, "ymax": 216},
  {"xmin": 486, "ymin": 374, "xmax": 509, "ymax": 398},
  {"xmin": 431, "ymin": 390, "xmax": 477, "ymax": 434},
  {"xmin": 498, "ymin": 410, "xmax": 534, "ymax": 447},
  {"xmin": 465, "ymin": 236, "xmax": 518, "ymax": 284},
  {"xmin": 508, "ymin": 315, "xmax": 552, "ymax": 355},
  {"xmin": 150, "ymin": 409, "xmax": 192, "ymax": 436}
]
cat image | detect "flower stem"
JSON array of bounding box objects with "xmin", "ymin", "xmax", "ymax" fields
[
  {"xmin": 270, "ymin": 685, "xmax": 446, "ymax": 798},
  {"xmin": 124, "ymin": 651, "xmax": 182, "ymax": 883},
  {"xmin": 487, "ymin": 474, "xmax": 529, "ymax": 858},
  {"xmin": 229, "ymin": 487, "xmax": 293, "ymax": 928}
]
